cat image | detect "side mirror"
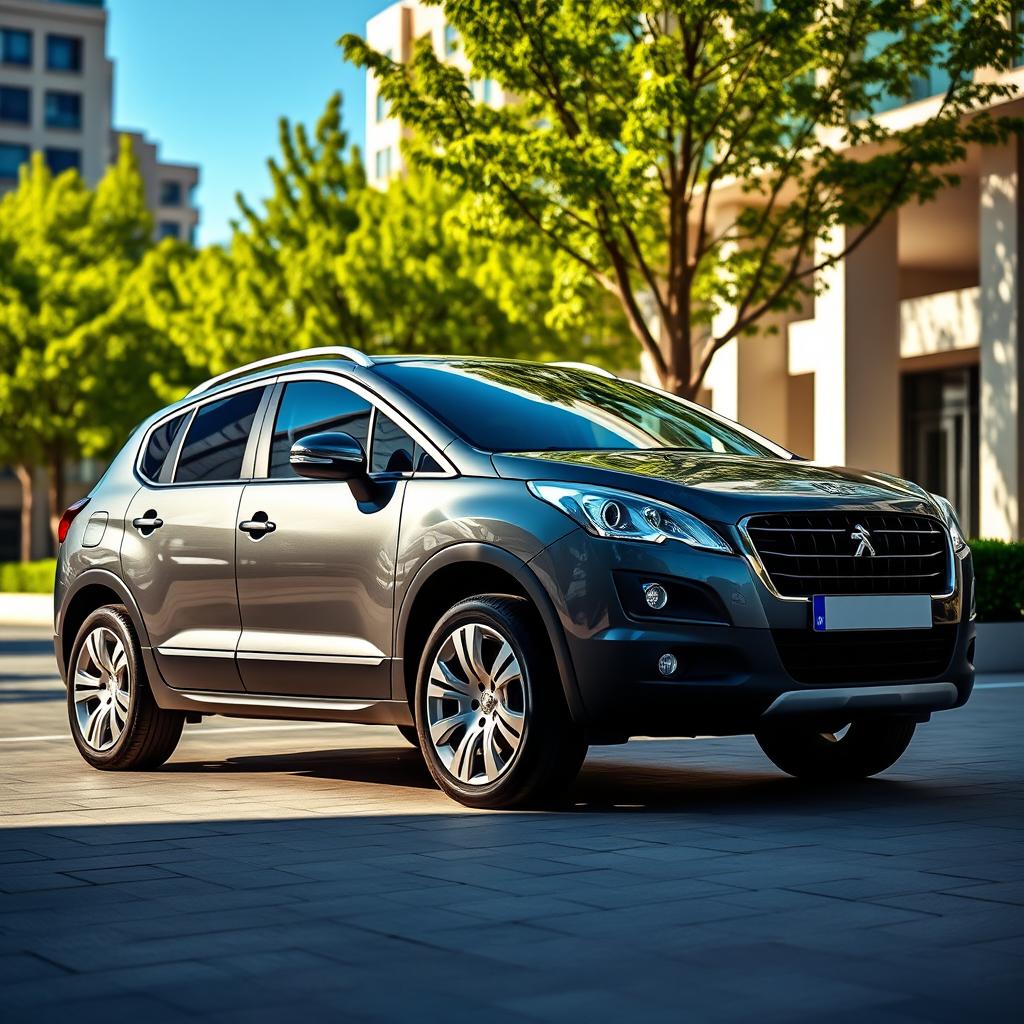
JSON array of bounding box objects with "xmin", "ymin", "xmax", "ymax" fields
[{"xmin": 289, "ymin": 431, "xmax": 366, "ymax": 481}]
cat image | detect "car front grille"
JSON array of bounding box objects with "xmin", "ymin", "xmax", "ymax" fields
[
  {"xmin": 744, "ymin": 511, "xmax": 951, "ymax": 598},
  {"xmin": 771, "ymin": 626, "xmax": 957, "ymax": 685}
]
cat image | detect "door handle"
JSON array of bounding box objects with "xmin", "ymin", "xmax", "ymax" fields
[
  {"xmin": 239, "ymin": 514, "xmax": 276, "ymax": 538},
  {"xmin": 132, "ymin": 512, "xmax": 163, "ymax": 534}
]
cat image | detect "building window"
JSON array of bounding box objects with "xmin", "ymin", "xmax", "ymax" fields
[
  {"xmin": 0, "ymin": 85, "xmax": 29, "ymax": 124},
  {"xmin": 46, "ymin": 34, "xmax": 82, "ymax": 72},
  {"xmin": 45, "ymin": 147, "xmax": 80, "ymax": 174},
  {"xmin": 482, "ymin": 78, "xmax": 494, "ymax": 104},
  {"xmin": 158, "ymin": 221, "xmax": 181, "ymax": 240},
  {"xmin": 1, "ymin": 27, "xmax": 32, "ymax": 67},
  {"xmin": 0, "ymin": 141, "xmax": 29, "ymax": 180},
  {"xmin": 444, "ymin": 23, "xmax": 458, "ymax": 55},
  {"xmin": 160, "ymin": 180, "xmax": 182, "ymax": 206},
  {"xmin": 375, "ymin": 146, "xmax": 392, "ymax": 180},
  {"xmin": 44, "ymin": 90, "xmax": 81, "ymax": 130},
  {"xmin": 375, "ymin": 91, "xmax": 388, "ymax": 123}
]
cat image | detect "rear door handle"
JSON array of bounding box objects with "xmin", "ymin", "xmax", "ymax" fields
[
  {"xmin": 239, "ymin": 514, "xmax": 276, "ymax": 538},
  {"xmin": 132, "ymin": 512, "xmax": 163, "ymax": 535}
]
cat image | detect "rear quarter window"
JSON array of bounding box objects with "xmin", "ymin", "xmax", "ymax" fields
[{"xmin": 139, "ymin": 412, "xmax": 189, "ymax": 483}]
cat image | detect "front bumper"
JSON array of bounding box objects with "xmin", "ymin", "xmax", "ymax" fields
[{"xmin": 529, "ymin": 528, "xmax": 975, "ymax": 742}]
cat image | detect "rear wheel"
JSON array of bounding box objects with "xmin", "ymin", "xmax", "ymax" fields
[
  {"xmin": 755, "ymin": 717, "xmax": 917, "ymax": 782},
  {"xmin": 415, "ymin": 596, "xmax": 586, "ymax": 809},
  {"xmin": 67, "ymin": 605, "xmax": 184, "ymax": 770}
]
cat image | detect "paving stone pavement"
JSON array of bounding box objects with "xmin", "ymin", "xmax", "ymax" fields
[{"xmin": 1, "ymin": 625, "xmax": 1021, "ymax": 1022}]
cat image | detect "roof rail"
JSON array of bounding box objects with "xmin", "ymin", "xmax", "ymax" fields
[
  {"xmin": 185, "ymin": 347, "xmax": 374, "ymax": 398},
  {"xmin": 549, "ymin": 360, "xmax": 616, "ymax": 379}
]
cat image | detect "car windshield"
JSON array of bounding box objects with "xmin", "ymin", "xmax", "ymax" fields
[{"xmin": 376, "ymin": 361, "xmax": 788, "ymax": 458}]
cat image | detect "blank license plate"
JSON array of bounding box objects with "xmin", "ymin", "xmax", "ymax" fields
[{"xmin": 812, "ymin": 595, "xmax": 932, "ymax": 632}]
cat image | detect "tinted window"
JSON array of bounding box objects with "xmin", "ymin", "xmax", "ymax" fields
[
  {"xmin": 0, "ymin": 86, "xmax": 29, "ymax": 123},
  {"xmin": 46, "ymin": 34, "xmax": 82, "ymax": 72},
  {"xmin": 0, "ymin": 142, "xmax": 28, "ymax": 180},
  {"xmin": 376, "ymin": 362, "xmax": 784, "ymax": 458},
  {"xmin": 45, "ymin": 90, "xmax": 81, "ymax": 129},
  {"xmin": 1, "ymin": 28, "xmax": 32, "ymax": 67},
  {"xmin": 370, "ymin": 412, "xmax": 415, "ymax": 474},
  {"xmin": 45, "ymin": 147, "xmax": 80, "ymax": 175},
  {"xmin": 140, "ymin": 412, "xmax": 188, "ymax": 483},
  {"xmin": 160, "ymin": 180, "xmax": 182, "ymax": 206},
  {"xmin": 269, "ymin": 381, "xmax": 371, "ymax": 478},
  {"xmin": 176, "ymin": 388, "xmax": 264, "ymax": 483}
]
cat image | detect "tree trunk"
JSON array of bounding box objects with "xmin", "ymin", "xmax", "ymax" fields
[
  {"xmin": 47, "ymin": 446, "xmax": 66, "ymax": 555},
  {"xmin": 14, "ymin": 464, "xmax": 33, "ymax": 563}
]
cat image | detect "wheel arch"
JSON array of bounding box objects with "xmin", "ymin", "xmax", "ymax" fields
[
  {"xmin": 394, "ymin": 543, "xmax": 584, "ymax": 723},
  {"xmin": 57, "ymin": 569, "xmax": 151, "ymax": 684}
]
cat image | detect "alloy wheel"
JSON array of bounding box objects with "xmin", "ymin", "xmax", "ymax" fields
[
  {"xmin": 73, "ymin": 626, "xmax": 132, "ymax": 752},
  {"xmin": 425, "ymin": 621, "xmax": 528, "ymax": 786}
]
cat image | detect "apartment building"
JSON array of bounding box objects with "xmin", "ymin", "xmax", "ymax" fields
[
  {"xmin": 365, "ymin": 1, "xmax": 1022, "ymax": 542},
  {"xmin": 365, "ymin": 1, "xmax": 510, "ymax": 187},
  {"xmin": 0, "ymin": 0, "xmax": 199, "ymax": 238}
]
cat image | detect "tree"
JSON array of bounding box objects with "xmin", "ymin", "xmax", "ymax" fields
[
  {"xmin": 0, "ymin": 139, "xmax": 158, "ymax": 550},
  {"xmin": 137, "ymin": 93, "xmax": 630, "ymax": 399},
  {"xmin": 343, "ymin": 0, "xmax": 1022, "ymax": 396}
]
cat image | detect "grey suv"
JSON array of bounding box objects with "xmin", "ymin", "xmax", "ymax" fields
[{"xmin": 54, "ymin": 348, "xmax": 975, "ymax": 807}]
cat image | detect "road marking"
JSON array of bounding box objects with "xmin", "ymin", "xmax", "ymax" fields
[{"xmin": 0, "ymin": 722, "xmax": 367, "ymax": 744}]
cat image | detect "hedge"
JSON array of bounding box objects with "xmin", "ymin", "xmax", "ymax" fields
[
  {"xmin": 971, "ymin": 539, "xmax": 1024, "ymax": 623},
  {"xmin": 0, "ymin": 541, "xmax": 1021, "ymax": 621},
  {"xmin": 0, "ymin": 559, "xmax": 56, "ymax": 594}
]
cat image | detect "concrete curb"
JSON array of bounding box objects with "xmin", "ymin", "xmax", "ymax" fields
[
  {"xmin": 0, "ymin": 593, "xmax": 53, "ymax": 629},
  {"xmin": 974, "ymin": 621, "xmax": 1024, "ymax": 673}
]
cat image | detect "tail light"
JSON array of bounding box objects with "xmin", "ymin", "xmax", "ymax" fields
[{"xmin": 57, "ymin": 498, "xmax": 90, "ymax": 544}]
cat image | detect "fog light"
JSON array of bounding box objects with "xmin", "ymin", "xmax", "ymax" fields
[
  {"xmin": 643, "ymin": 582, "xmax": 669, "ymax": 610},
  {"xmin": 658, "ymin": 652, "xmax": 677, "ymax": 677}
]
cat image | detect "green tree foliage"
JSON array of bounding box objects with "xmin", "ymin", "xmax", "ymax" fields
[
  {"xmin": 137, "ymin": 93, "xmax": 629, "ymax": 398},
  {"xmin": 0, "ymin": 139, "xmax": 157, "ymax": 549},
  {"xmin": 343, "ymin": 0, "xmax": 1022, "ymax": 396}
]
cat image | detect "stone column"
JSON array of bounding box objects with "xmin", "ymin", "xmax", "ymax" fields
[
  {"xmin": 811, "ymin": 215, "xmax": 902, "ymax": 473},
  {"xmin": 979, "ymin": 137, "xmax": 1023, "ymax": 541}
]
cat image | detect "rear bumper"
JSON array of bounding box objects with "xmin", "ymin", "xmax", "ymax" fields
[{"xmin": 529, "ymin": 529, "xmax": 975, "ymax": 741}]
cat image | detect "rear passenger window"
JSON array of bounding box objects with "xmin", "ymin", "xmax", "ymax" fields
[
  {"xmin": 175, "ymin": 388, "xmax": 265, "ymax": 483},
  {"xmin": 370, "ymin": 412, "xmax": 416, "ymax": 474},
  {"xmin": 269, "ymin": 380, "xmax": 372, "ymax": 478},
  {"xmin": 140, "ymin": 412, "xmax": 188, "ymax": 483}
]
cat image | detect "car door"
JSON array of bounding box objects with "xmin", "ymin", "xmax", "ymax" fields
[
  {"xmin": 234, "ymin": 376, "xmax": 410, "ymax": 698},
  {"xmin": 122, "ymin": 383, "xmax": 270, "ymax": 692}
]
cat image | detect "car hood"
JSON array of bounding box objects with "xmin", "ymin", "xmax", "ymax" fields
[{"xmin": 491, "ymin": 450, "xmax": 938, "ymax": 525}]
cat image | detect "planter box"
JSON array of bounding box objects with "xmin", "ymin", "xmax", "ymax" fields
[{"xmin": 974, "ymin": 621, "xmax": 1024, "ymax": 674}]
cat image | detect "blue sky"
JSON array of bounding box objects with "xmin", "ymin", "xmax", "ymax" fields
[{"xmin": 107, "ymin": 0, "xmax": 387, "ymax": 245}]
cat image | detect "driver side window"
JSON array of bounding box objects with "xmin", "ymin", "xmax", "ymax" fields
[{"xmin": 269, "ymin": 380, "xmax": 372, "ymax": 479}]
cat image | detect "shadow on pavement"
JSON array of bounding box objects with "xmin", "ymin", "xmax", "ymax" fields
[{"xmin": 160, "ymin": 743, "xmax": 941, "ymax": 815}]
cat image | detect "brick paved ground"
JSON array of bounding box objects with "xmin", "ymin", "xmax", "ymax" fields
[{"xmin": 1, "ymin": 625, "xmax": 1021, "ymax": 1022}]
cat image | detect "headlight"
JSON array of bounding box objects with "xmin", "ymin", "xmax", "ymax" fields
[
  {"xmin": 930, "ymin": 493, "xmax": 968, "ymax": 554},
  {"xmin": 528, "ymin": 481, "xmax": 732, "ymax": 553}
]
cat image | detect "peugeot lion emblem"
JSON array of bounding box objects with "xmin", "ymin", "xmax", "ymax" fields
[{"xmin": 851, "ymin": 523, "xmax": 876, "ymax": 557}]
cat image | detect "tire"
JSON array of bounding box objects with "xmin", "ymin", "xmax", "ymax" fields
[
  {"xmin": 67, "ymin": 605, "xmax": 185, "ymax": 771},
  {"xmin": 396, "ymin": 725, "xmax": 420, "ymax": 748},
  {"xmin": 415, "ymin": 595, "xmax": 587, "ymax": 809},
  {"xmin": 755, "ymin": 717, "xmax": 917, "ymax": 782}
]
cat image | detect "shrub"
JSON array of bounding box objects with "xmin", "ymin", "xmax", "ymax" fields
[
  {"xmin": 970, "ymin": 539, "xmax": 1024, "ymax": 623},
  {"xmin": 0, "ymin": 559, "xmax": 57, "ymax": 594}
]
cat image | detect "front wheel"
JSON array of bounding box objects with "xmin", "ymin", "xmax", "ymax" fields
[
  {"xmin": 755, "ymin": 717, "xmax": 917, "ymax": 782},
  {"xmin": 415, "ymin": 596, "xmax": 586, "ymax": 809}
]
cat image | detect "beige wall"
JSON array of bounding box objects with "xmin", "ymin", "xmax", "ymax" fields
[{"xmin": 123, "ymin": 130, "xmax": 199, "ymax": 243}]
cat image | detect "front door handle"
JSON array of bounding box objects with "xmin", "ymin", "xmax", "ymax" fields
[
  {"xmin": 132, "ymin": 511, "xmax": 163, "ymax": 535},
  {"xmin": 239, "ymin": 513, "xmax": 276, "ymax": 538}
]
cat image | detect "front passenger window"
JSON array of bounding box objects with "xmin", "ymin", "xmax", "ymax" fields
[
  {"xmin": 269, "ymin": 380, "xmax": 372, "ymax": 478},
  {"xmin": 175, "ymin": 388, "xmax": 265, "ymax": 483}
]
